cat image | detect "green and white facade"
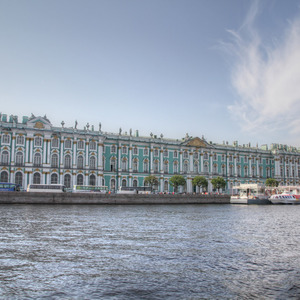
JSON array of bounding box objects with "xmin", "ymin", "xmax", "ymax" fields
[{"xmin": 1, "ymin": 113, "xmax": 300, "ymax": 192}]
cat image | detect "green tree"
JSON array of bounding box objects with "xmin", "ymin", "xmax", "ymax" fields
[
  {"xmin": 265, "ymin": 178, "xmax": 279, "ymax": 187},
  {"xmin": 169, "ymin": 175, "xmax": 186, "ymax": 193},
  {"xmin": 144, "ymin": 175, "xmax": 159, "ymax": 190},
  {"xmin": 211, "ymin": 177, "xmax": 226, "ymax": 192},
  {"xmin": 192, "ymin": 176, "xmax": 208, "ymax": 193}
]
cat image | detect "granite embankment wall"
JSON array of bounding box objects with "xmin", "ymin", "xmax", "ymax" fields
[{"xmin": 0, "ymin": 192, "xmax": 230, "ymax": 205}]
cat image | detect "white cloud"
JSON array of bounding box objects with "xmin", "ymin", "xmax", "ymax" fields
[{"xmin": 227, "ymin": 2, "xmax": 300, "ymax": 141}]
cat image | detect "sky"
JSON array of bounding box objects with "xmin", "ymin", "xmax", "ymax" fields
[{"xmin": 1, "ymin": 0, "xmax": 300, "ymax": 147}]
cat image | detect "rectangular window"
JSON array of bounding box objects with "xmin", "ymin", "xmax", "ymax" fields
[
  {"xmin": 2, "ymin": 134, "xmax": 10, "ymax": 144},
  {"xmin": 65, "ymin": 139, "xmax": 72, "ymax": 149},
  {"xmin": 51, "ymin": 138, "xmax": 59, "ymax": 148},
  {"xmin": 144, "ymin": 148, "xmax": 149, "ymax": 156},
  {"xmin": 90, "ymin": 141, "xmax": 96, "ymax": 150},
  {"xmin": 16, "ymin": 135, "xmax": 25, "ymax": 145},
  {"xmin": 78, "ymin": 140, "xmax": 84, "ymax": 150}
]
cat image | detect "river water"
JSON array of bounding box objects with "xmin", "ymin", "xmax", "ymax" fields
[{"xmin": 0, "ymin": 204, "xmax": 300, "ymax": 299}]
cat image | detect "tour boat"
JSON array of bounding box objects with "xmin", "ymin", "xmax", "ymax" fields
[
  {"xmin": 230, "ymin": 184, "xmax": 271, "ymax": 204},
  {"xmin": 269, "ymin": 193, "xmax": 300, "ymax": 204}
]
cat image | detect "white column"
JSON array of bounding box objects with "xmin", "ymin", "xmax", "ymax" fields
[
  {"xmin": 200, "ymin": 150, "xmax": 203, "ymax": 173},
  {"xmin": 180, "ymin": 149, "xmax": 183, "ymax": 173},
  {"xmin": 189, "ymin": 152, "xmax": 193, "ymax": 173},
  {"xmin": 73, "ymin": 139, "xmax": 77, "ymax": 167},
  {"xmin": 60, "ymin": 139, "xmax": 64, "ymax": 167},
  {"xmin": 150, "ymin": 146, "xmax": 153, "ymax": 173},
  {"xmin": 160, "ymin": 147, "xmax": 163, "ymax": 172},
  {"xmin": 43, "ymin": 139, "xmax": 47, "ymax": 164},
  {"xmin": 25, "ymin": 137, "xmax": 30, "ymax": 163},
  {"xmin": 85, "ymin": 141, "xmax": 89, "ymax": 168},
  {"xmin": 118, "ymin": 144, "xmax": 121, "ymax": 171},
  {"xmin": 47, "ymin": 139, "xmax": 51, "ymax": 165},
  {"xmin": 129, "ymin": 145, "xmax": 132, "ymax": 172},
  {"xmin": 11, "ymin": 135, "xmax": 15, "ymax": 164},
  {"xmin": 234, "ymin": 155, "xmax": 237, "ymax": 176},
  {"xmin": 29, "ymin": 138, "xmax": 33, "ymax": 163},
  {"xmin": 98, "ymin": 142, "xmax": 103, "ymax": 170}
]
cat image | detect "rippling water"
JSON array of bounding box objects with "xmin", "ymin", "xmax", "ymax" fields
[{"xmin": 1, "ymin": 203, "xmax": 300, "ymax": 299}]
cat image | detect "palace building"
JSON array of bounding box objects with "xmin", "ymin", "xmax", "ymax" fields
[{"xmin": 1, "ymin": 113, "xmax": 300, "ymax": 192}]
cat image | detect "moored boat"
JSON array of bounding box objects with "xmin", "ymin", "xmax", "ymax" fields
[
  {"xmin": 230, "ymin": 184, "xmax": 271, "ymax": 205},
  {"xmin": 269, "ymin": 193, "xmax": 300, "ymax": 204}
]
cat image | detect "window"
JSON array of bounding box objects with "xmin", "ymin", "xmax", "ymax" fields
[
  {"xmin": 244, "ymin": 156, "xmax": 248, "ymax": 163},
  {"xmin": 144, "ymin": 148, "xmax": 149, "ymax": 156},
  {"xmin": 222, "ymin": 154, "xmax": 225, "ymax": 162},
  {"xmin": 222, "ymin": 165, "xmax": 226, "ymax": 176},
  {"xmin": 16, "ymin": 135, "xmax": 24, "ymax": 145},
  {"xmin": 111, "ymin": 178, "xmax": 116, "ymax": 190},
  {"xmin": 194, "ymin": 152, "xmax": 198, "ymax": 159},
  {"xmin": 122, "ymin": 146, "xmax": 127, "ymax": 154},
  {"xmin": 77, "ymin": 174, "xmax": 84, "ymax": 185},
  {"xmin": 90, "ymin": 156, "xmax": 96, "ymax": 169},
  {"xmin": 133, "ymin": 147, "xmax": 138, "ymax": 155},
  {"xmin": 15, "ymin": 172, "xmax": 23, "ymax": 186},
  {"xmin": 244, "ymin": 166, "xmax": 248, "ymax": 177},
  {"xmin": 229, "ymin": 155, "xmax": 233, "ymax": 162},
  {"xmin": 173, "ymin": 162, "xmax": 178, "ymax": 174},
  {"xmin": 164, "ymin": 181, "xmax": 168, "ymax": 192},
  {"xmin": 193, "ymin": 161, "xmax": 198, "ymax": 173},
  {"xmin": 229, "ymin": 165, "xmax": 234, "ymax": 176},
  {"xmin": 122, "ymin": 179, "xmax": 127, "ymax": 187},
  {"xmin": 64, "ymin": 174, "xmax": 71, "ymax": 188},
  {"xmin": 203, "ymin": 162, "xmax": 208, "ymax": 173},
  {"xmin": 133, "ymin": 159, "xmax": 138, "ymax": 172},
  {"xmin": 78, "ymin": 140, "xmax": 84, "ymax": 150},
  {"xmin": 110, "ymin": 158, "xmax": 117, "ymax": 172},
  {"xmin": 111, "ymin": 145, "xmax": 116, "ymax": 153},
  {"xmin": 16, "ymin": 152, "xmax": 24, "ymax": 166},
  {"xmin": 183, "ymin": 151, "xmax": 188, "ymax": 159},
  {"xmin": 64, "ymin": 155, "xmax": 72, "ymax": 169},
  {"xmin": 174, "ymin": 151, "xmax": 178, "ymax": 158},
  {"xmin": 51, "ymin": 138, "xmax": 59, "ymax": 148},
  {"xmin": 77, "ymin": 155, "xmax": 84, "ymax": 169},
  {"xmin": 0, "ymin": 171, "xmax": 8, "ymax": 182},
  {"xmin": 154, "ymin": 149, "xmax": 159, "ymax": 156},
  {"xmin": 143, "ymin": 160, "xmax": 149, "ymax": 172},
  {"xmin": 153, "ymin": 160, "xmax": 159, "ymax": 172},
  {"xmin": 51, "ymin": 154, "xmax": 58, "ymax": 168},
  {"xmin": 89, "ymin": 174, "xmax": 96, "ymax": 186},
  {"xmin": 1, "ymin": 151, "xmax": 9, "ymax": 165},
  {"xmin": 33, "ymin": 153, "xmax": 42, "ymax": 167},
  {"xmin": 65, "ymin": 139, "xmax": 72, "ymax": 149},
  {"xmin": 133, "ymin": 179, "xmax": 138, "ymax": 187},
  {"xmin": 213, "ymin": 164, "xmax": 218, "ymax": 174},
  {"xmin": 90, "ymin": 141, "xmax": 96, "ymax": 150},
  {"xmin": 34, "ymin": 136, "xmax": 42, "ymax": 147},
  {"xmin": 122, "ymin": 158, "xmax": 127, "ymax": 171},
  {"xmin": 51, "ymin": 173, "xmax": 58, "ymax": 184},
  {"xmin": 213, "ymin": 154, "xmax": 217, "ymax": 161},
  {"xmin": 163, "ymin": 149, "xmax": 168, "ymax": 157},
  {"xmin": 2, "ymin": 134, "xmax": 10, "ymax": 144},
  {"xmin": 183, "ymin": 161, "xmax": 189, "ymax": 173},
  {"xmin": 204, "ymin": 153, "xmax": 208, "ymax": 160},
  {"xmin": 164, "ymin": 160, "xmax": 169, "ymax": 173},
  {"xmin": 33, "ymin": 172, "xmax": 41, "ymax": 184}
]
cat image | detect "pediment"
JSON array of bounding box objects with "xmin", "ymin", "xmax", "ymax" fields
[
  {"xmin": 26, "ymin": 114, "xmax": 52, "ymax": 130},
  {"xmin": 185, "ymin": 137, "xmax": 208, "ymax": 148}
]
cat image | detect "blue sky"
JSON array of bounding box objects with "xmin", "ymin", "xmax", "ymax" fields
[{"xmin": 1, "ymin": 0, "xmax": 300, "ymax": 147}]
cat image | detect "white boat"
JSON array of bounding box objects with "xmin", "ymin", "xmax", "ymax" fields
[
  {"xmin": 269, "ymin": 193, "xmax": 300, "ymax": 204},
  {"xmin": 230, "ymin": 184, "xmax": 271, "ymax": 204}
]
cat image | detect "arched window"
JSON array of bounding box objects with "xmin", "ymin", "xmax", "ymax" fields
[
  {"xmin": 64, "ymin": 155, "xmax": 72, "ymax": 168},
  {"xmin": 111, "ymin": 178, "xmax": 116, "ymax": 191},
  {"xmin": 51, "ymin": 173, "xmax": 58, "ymax": 184},
  {"xmin": 133, "ymin": 179, "xmax": 138, "ymax": 187},
  {"xmin": 51, "ymin": 154, "xmax": 58, "ymax": 168},
  {"xmin": 34, "ymin": 136, "xmax": 42, "ymax": 147},
  {"xmin": 143, "ymin": 159, "xmax": 149, "ymax": 173},
  {"xmin": 1, "ymin": 150, "xmax": 9, "ymax": 165},
  {"xmin": 229, "ymin": 165, "xmax": 234, "ymax": 176},
  {"xmin": 89, "ymin": 156, "xmax": 96, "ymax": 169},
  {"xmin": 77, "ymin": 155, "xmax": 84, "ymax": 169},
  {"xmin": 173, "ymin": 161, "xmax": 178, "ymax": 174},
  {"xmin": 121, "ymin": 158, "xmax": 127, "ymax": 171},
  {"xmin": 16, "ymin": 152, "xmax": 24, "ymax": 166},
  {"xmin": 15, "ymin": 172, "xmax": 23, "ymax": 186},
  {"xmin": 164, "ymin": 181, "xmax": 168, "ymax": 192},
  {"xmin": 164, "ymin": 160, "xmax": 168, "ymax": 173},
  {"xmin": 110, "ymin": 157, "xmax": 117, "ymax": 171},
  {"xmin": 183, "ymin": 161, "xmax": 189, "ymax": 173},
  {"xmin": 34, "ymin": 153, "xmax": 42, "ymax": 167},
  {"xmin": 133, "ymin": 158, "xmax": 138, "ymax": 172},
  {"xmin": 153, "ymin": 160, "xmax": 159, "ymax": 173},
  {"xmin": 89, "ymin": 174, "xmax": 96, "ymax": 186},
  {"xmin": 213, "ymin": 164, "xmax": 218, "ymax": 174},
  {"xmin": 64, "ymin": 174, "xmax": 71, "ymax": 188},
  {"xmin": 0, "ymin": 171, "xmax": 8, "ymax": 182},
  {"xmin": 122, "ymin": 179, "xmax": 127, "ymax": 187},
  {"xmin": 77, "ymin": 174, "xmax": 84, "ymax": 185},
  {"xmin": 203, "ymin": 162, "xmax": 209, "ymax": 173},
  {"xmin": 193, "ymin": 161, "xmax": 198, "ymax": 173},
  {"xmin": 33, "ymin": 172, "xmax": 41, "ymax": 184}
]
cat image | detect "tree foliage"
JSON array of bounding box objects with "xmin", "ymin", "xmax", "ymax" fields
[
  {"xmin": 192, "ymin": 176, "xmax": 208, "ymax": 191},
  {"xmin": 169, "ymin": 175, "xmax": 186, "ymax": 192},
  {"xmin": 211, "ymin": 177, "xmax": 226, "ymax": 192},
  {"xmin": 144, "ymin": 175, "xmax": 158, "ymax": 189},
  {"xmin": 265, "ymin": 178, "xmax": 279, "ymax": 187}
]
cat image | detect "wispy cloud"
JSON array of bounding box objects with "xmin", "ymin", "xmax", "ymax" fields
[{"xmin": 226, "ymin": 1, "xmax": 300, "ymax": 140}]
